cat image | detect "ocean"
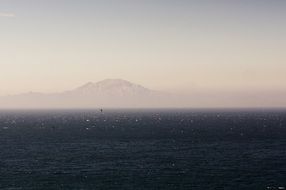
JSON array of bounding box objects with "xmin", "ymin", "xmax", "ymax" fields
[{"xmin": 0, "ymin": 109, "xmax": 285, "ymax": 190}]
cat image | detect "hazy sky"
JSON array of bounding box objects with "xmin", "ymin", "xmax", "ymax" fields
[{"xmin": 0, "ymin": 0, "xmax": 285, "ymax": 96}]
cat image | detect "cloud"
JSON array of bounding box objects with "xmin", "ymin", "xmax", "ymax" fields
[{"xmin": 0, "ymin": 12, "xmax": 16, "ymax": 18}]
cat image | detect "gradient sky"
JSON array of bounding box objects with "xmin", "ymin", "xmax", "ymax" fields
[{"xmin": 0, "ymin": 0, "xmax": 285, "ymax": 96}]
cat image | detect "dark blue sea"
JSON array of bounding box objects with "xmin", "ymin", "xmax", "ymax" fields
[{"xmin": 0, "ymin": 109, "xmax": 285, "ymax": 190}]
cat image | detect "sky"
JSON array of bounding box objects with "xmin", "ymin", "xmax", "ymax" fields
[{"xmin": 0, "ymin": 0, "xmax": 286, "ymax": 97}]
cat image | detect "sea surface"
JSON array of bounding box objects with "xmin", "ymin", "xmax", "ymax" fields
[{"xmin": 0, "ymin": 109, "xmax": 285, "ymax": 190}]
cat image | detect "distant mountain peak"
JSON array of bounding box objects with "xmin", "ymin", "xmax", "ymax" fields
[
  {"xmin": 0, "ymin": 79, "xmax": 171, "ymax": 108},
  {"xmin": 73, "ymin": 79, "xmax": 151, "ymax": 95},
  {"xmin": 98, "ymin": 78, "xmax": 130, "ymax": 83},
  {"xmin": 78, "ymin": 79, "xmax": 134, "ymax": 89},
  {"xmin": 81, "ymin": 81, "xmax": 95, "ymax": 87},
  {"xmin": 95, "ymin": 79, "xmax": 140, "ymax": 89},
  {"xmin": 96, "ymin": 79, "xmax": 133, "ymax": 86}
]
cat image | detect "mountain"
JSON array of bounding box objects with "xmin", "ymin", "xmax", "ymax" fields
[
  {"xmin": 2, "ymin": 79, "xmax": 285, "ymax": 108},
  {"xmin": 0, "ymin": 79, "xmax": 172, "ymax": 108},
  {"xmin": 70, "ymin": 79, "xmax": 153, "ymax": 96}
]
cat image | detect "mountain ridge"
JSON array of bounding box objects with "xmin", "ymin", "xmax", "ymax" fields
[
  {"xmin": 1, "ymin": 79, "xmax": 285, "ymax": 108},
  {"xmin": 71, "ymin": 79, "xmax": 152, "ymax": 96},
  {"xmin": 0, "ymin": 79, "xmax": 172, "ymax": 108}
]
